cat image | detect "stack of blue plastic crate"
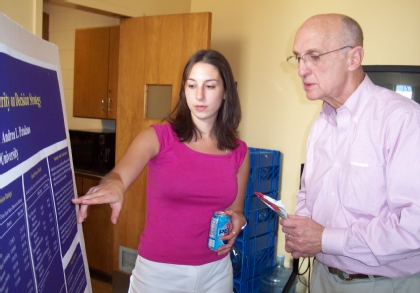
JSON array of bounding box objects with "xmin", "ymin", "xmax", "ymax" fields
[{"xmin": 233, "ymin": 147, "xmax": 282, "ymax": 293}]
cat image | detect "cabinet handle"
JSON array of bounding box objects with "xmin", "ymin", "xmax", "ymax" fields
[
  {"xmin": 108, "ymin": 97, "xmax": 113, "ymax": 112},
  {"xmin": 102, "ymin": 99, "xmax": 105, "ymax": 111}
]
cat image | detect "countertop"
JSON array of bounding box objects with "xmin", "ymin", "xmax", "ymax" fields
[{"xmin": 74, "ymin": 168, "xmax": 106, "ymax": 180}]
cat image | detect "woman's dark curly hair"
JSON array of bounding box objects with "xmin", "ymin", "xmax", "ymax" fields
[{"xmin": 167, "ymin": 50, "xmax": 241, "ymax": 150}]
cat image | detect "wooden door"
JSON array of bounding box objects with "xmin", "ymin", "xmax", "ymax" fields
[
  {"xmin": 73, "ymin": 27, "xmax": 110, "ymax": 119},
  {"xmin": 114, "ymin": 12, "xmax": 212, "ymax": 270},
  {"xmin": 106, "ymin": 26, "xmax": 119, "ymax": 119}
]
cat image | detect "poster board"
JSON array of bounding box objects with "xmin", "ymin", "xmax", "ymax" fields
[{"xmin": 0, "ymin": 13, "xmax": 92, "ymax": 293}]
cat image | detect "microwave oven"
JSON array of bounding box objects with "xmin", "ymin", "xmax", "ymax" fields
[{"xmin": 69, "ymin": 129, "xmax": 116, "ymax": 174}]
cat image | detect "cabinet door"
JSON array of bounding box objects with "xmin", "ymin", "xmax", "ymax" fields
[
  {"xmin": 73, "ymin": 27, "xmax": 111, "ymax": 119},
  {"xmin": 74, "ymin": 175, "xmax": 83, "ymax": 195},
  {"xmin": 79, "ymin": 177, "xmax": 113, "ymax": 277}
]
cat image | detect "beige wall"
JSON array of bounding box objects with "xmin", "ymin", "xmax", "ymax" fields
[
  {"xmin": 61, "ymin": 0, "xmax": 191, "ymax": 17},
  {"xmin": 0, "ymin": 0, "xmax": 43, "ymax": 37},
  {"xmin": 191, "ymin": 0, "xmax": 420, "ymax": 266}
]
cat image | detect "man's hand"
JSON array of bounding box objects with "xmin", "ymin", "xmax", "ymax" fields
[{"xmin": 280, "ymin": 214, "xmax": 324, "ymax": 259}]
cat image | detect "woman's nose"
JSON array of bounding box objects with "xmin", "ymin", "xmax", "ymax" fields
[{"xmin": 196, "ymin": 86, "xmax": 204, "ymax": 100}]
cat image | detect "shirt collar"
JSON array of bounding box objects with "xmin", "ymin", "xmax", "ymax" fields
[{"xmin": 320, "ymin": 74, "xmax": 375, "ymax": 124}]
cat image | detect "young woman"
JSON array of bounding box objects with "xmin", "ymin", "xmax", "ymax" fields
[{"xmin": 72, "ymin": 50, "xmax": 249, "ymax": 293}]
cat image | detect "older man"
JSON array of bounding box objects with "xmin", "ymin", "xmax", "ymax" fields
[{"xmin": 281, "ymin": 13, "xmax": 420, "ymax": 293}]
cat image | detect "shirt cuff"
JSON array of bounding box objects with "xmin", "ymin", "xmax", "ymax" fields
[{"xmin": 322, "ymin": 227, "xmax": 346, "ymax": 255}]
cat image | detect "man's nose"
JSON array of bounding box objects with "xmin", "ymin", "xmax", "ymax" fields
[{"xmin": 298, "ymin": 59, "xmax": 310, "ymax": 77}]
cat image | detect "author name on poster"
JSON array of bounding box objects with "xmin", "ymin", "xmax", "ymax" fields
[{"xmin": 2, "ymin": 125, "xmax": 31, "ymax": 143}]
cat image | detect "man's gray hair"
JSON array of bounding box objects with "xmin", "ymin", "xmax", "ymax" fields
[{"xmin": 341, "ymin": 15, "xmax": 364, "ymax": 47}]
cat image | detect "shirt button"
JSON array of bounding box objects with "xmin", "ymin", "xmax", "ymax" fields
[
  {"xmin": 334, "ymin": 162, "xmax": 339, "ymax": 167},
  {"xmin": 331, "ymin": 192, "xmax": 335, "ymax": 196}
]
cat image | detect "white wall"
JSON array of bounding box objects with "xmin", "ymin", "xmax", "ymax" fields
[{"xmin": 44, "ymin": 3, "xmax": 120, "ymax": 130}]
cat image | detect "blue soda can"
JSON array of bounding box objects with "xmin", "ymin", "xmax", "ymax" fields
[{"xmin": 208, "ymin": 211, "xmax": 231, "ymax": 251}]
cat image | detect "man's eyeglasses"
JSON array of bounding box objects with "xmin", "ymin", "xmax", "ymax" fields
[{"xmin": 286, "ymin": 46, "xmax": 353, "ymax": 69}]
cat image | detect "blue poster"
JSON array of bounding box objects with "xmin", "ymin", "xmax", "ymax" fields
[{"xmin": 0, "ymin": 14, "xmax": 90, "ymax": 293}]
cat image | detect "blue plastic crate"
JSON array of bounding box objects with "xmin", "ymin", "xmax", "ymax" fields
[
  {"xmin": 232, "ymin": 148, "xmax": 281, "ymax": 293},
  {"xmin": 233, "ymin": 275, "xmax": 261, "ymax": 293},
  {"xmin": 246, "ymin": 148, "xmax": 282, "ymax": 196},
  {"xmin": 233, "ymin": 233, "xmax": 276, "ymax": 282},
  {"xmin": 238, "ymin": 190, "xmax": 279, "ymax": 240}
]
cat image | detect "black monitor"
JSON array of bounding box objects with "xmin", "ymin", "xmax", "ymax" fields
[{"xmin": 363, "ymin": 65, "xmax": 420, "ymax": 104}]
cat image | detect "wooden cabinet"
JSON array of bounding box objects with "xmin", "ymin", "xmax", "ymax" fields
[
  {"xmin": 73, "ymin": 26, "xmax": 119, "ymax": 119},
  {"xmin": 75, "ymin": 174, "xmax": 113, "ymax": 278}
]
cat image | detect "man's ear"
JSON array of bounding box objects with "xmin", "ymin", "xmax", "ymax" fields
[{"xmin": 348, "ymin": 46, "xmax": 364, "ymax": 71}]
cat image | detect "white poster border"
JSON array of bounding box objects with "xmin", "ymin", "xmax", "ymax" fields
[{"xmin": 0, "ymin": 13, "xmax": 91, "ymax": 293}]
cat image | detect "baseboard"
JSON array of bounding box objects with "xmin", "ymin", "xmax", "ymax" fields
[
  {"xmin": 89, "ymin": 267, "xmax": 112, "ymax": 284},
  {"xmin": 112, "ymin": 270, "xmax": 131, "ymax": 293}
]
